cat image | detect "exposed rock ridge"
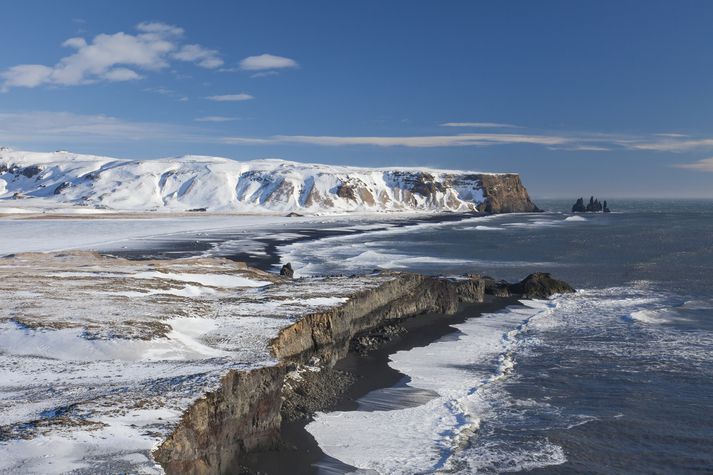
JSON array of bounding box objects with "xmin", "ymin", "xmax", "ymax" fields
[
  {"xmin": 154, "ymin": 273, "xmax": 485, "ymax": 474},
  {"xmin": 154, "ymin": 272, "xmax": 572, "ymax": 475}
]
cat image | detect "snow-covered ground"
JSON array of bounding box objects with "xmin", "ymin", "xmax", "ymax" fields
[
  {"xmin": 0, "ymin": 214, "xmax": 296, "ymax": 256},
  {"xmin": 0, "ymin": 251, "xmax": 393, "ymax": 473},
  {"xmin": 0, "ymin": 148, "xmax": 494, "ymax": 213}
]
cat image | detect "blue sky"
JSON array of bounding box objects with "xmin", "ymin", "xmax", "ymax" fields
[{"xmin": 1, "ymin": 0, "xmax": 712, "ymax": 197}]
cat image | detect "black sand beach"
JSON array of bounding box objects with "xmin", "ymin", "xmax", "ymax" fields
[{"xmin": 243, "ymin": 296, "xmax": 520, "ymax": 474}]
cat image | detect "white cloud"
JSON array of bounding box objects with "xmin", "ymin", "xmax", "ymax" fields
[
  {"xmin": 207, "ymin": 93, "xmax": 254, "ymax": 102},
  {"xmin": 103, "ymin": 68, "xmax": 142, "ymax": 81},
  {"xmin": 222, "ymin": 132, "xmax": 569, "ymax": 148},
  {"xmin": 195, "ymin": 116, "xmax": 237, "ymax": 122},
  {"xmin": 440, "ymin": 122, "xmax": 519, "ymax": 128},
  {"xmin": 1, "ymin": 65, "xmax": 54, "ymax": 90},
  {"xmin": 62, "ymin": 37, "xmax": 87, "ymax": 49},
  {"xmin": 239, "ymin": 54, "xmax": 298, "ymax": 71},
  {"xmin": 135, "ymin": 22, "xmax": 184, "ymax": 37},
  {"xmin": 674, "ymin": 157, "xmax": 713, "ymax": 172},
  {"xmin": 1, "ymin": 22, "xmax": 222, "ymax": 91},
  {"xmin": 173, "ymin": 44, "xmax": 223, "ymax": 69}
]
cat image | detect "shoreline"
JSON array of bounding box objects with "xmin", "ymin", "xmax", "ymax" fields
[
  {"xmin": 243, "ymin": 296, "xmax": 521, "ymax": 474},
  {"xmin": 104, "ymin": 211, "xmax": 488, "ymax": 273}
]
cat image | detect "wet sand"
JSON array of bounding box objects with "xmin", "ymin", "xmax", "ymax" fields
[{"xmin": 105, "ymin": 211, "xmax": 485, "ymax": 272}]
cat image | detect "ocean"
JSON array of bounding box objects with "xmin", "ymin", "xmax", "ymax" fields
[{"xmin": 274, "ymin": 200, "xmax": 713, "ymax": 474}]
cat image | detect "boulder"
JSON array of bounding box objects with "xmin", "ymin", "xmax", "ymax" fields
[
  {"xmin": 508, "ymin": 272, "xmax": 575, "ymax": 299},
  {"xmin": 279, "ymin": 263, "xmax": 294, "ymax": 278}
]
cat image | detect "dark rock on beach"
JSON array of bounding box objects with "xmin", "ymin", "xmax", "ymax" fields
[
  {"xmin": 508, "ymin": 272, "xmax": 575, "ymax": 299},
  {"xmin": 279, "ymin": 263, "xmax": 294, "ymax": 278}
]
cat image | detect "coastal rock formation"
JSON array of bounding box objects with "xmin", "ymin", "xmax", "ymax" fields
[
  {"xmin": 484, "ymin": 273, "xmax": 575, "ymax": 299},
  {"xmin": 572, "ymin": 196, "xmax": 611, "ymax": 213},
  {"xmin": 478, "ymin": 174, "xmax": 541, "ymax": 213},
  {"xmin": 0, "ymin": 148, "xmax": 539, "ymax": 214},
  {"xmin": 156, "ymin": 272, "xmax": 573, "ymax": 474},
  {"xmin": 507, "ymin": 272, "xmax": 576, "ymax": 299}
]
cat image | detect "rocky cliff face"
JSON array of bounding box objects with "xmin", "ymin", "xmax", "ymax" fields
[
  {"xmin": 0, "ymin": 149, "xmax": 540, "ymax": 214},
  {"xmin": 152, "ymin": 271, "xmax": 575, "ymax": 475},
  {"xmin": 478, "ymin": 174, "xmax": 540, "ymax": 213},
  {"xmin": 153, "ymin": 273, "xmax": 486, "ymax": 475}
]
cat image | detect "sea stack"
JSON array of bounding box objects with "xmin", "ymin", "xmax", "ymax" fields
[{"xmin": 572, "ymin": 196, "xmax": 611, "ymax": 213}]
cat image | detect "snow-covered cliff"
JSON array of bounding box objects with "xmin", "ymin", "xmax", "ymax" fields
[{"xmin": 0, "ymin": 148, "xmax": 539, "ymax": 213}]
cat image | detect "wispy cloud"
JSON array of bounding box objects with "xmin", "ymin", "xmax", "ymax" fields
[
  {"xmin": 239, "ymin": 54, "xmax": 298, "ymax": 71},
  {"xmin": 0, "ymin": 22, "xmax": 223, "ymax": 91},
  {"xmin": 207, "ymin": 93, "xmax": 254, "ymax": 102},
  {"xmin": 674, "ymin": 157, "xmax": 713, "ymax": 172},
  {"xmin": 222, "ymin": 132, "xmax": 570, "ymax": 148},
  {"xmin": 0, "ymin": 111, "xmax": 203, "ymax": 144},
  {"xmin": 440, "ymin": 121, "xmax": 520, "ymax": 128},
  {"xmin": 195, "ymin": 116, "xmax": 237, "ymax": 122},
  {"xmin": 173, "ymin": 44, "xmax": 223, "ymax": 69},
  {"xmin": 548, "ymin": 145, "xmax": 611, "ymax": 152},
  {"xmin": 623, "ymin": 137, "xmax": 713, "ymax": 153}
]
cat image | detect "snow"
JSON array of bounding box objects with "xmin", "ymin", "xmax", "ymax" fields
[
  {"xmin": 0, "ymin": 214, "xmax": 293, "ymax": 256},
  {"xmin": 131, "ymin": 271, "xmax": 272, "ymax": 288},
  {"xmin": 0, "ymin": 148, "xmax": 500, "ymax": 214},
  {"xmin": 0, "ymin": 251, "xmax": 393, "ymax": 474}
]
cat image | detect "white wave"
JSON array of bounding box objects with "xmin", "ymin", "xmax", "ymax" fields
[
  {"xmin": 564, "ymin": 215, "xmax": 588, "ymax": 222},
  {"xmin": 459, "ymin": 225, "xmax": 504, "ymax": 231}
]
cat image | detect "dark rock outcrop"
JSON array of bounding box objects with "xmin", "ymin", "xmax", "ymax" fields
[
  {"xmin": 279, "ymin": 263, "xmax": 294, "ymax": 278},
  {"xmin": 507, "ymin": 272, "xmax": 575, "ymax": 299},
  {"xmin": 572, "ymin": 196, "xmax": 611, "ymax": 213},
  {"xmin": 572, "ymin": 197, "xmax": 586, "ymax": 213},
  {"xmin": 54, "ymin": 182, "xmax": 71, "ymax": 195},
  {"xmin": 20, "ymin": 165, "xmax": 43, "ymax": 179}
]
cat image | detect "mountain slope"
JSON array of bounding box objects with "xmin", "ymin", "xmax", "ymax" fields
[{"xmin": 0, "ymin": 148, "xmax": 539, "ymax": 213}]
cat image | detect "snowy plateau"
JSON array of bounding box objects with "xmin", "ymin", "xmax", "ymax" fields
[{"xmin": 0, "ymin": 148, "xmax": 537, "ymax": 214}]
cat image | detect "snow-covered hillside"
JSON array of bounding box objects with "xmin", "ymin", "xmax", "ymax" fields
[{"xmin": 0, "ymin": 148, "xmax": 538, "ymax": 213}]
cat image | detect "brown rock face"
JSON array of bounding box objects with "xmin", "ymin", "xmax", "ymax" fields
[
  {"xmin": 478, "ymin": 174, "xmax": 540, "ymax": 213},
  {"xmin": 154, "ymin": 366, "xmax": 286, "ymax": 475},
  {"xmin": 271, "ymin": 273, "xmax": 486, "ymax": 364}
]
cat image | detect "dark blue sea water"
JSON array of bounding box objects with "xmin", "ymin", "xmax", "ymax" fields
[{"xmin": 278, "ymin": 200, "xmax": 713, "ymax": 474}]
